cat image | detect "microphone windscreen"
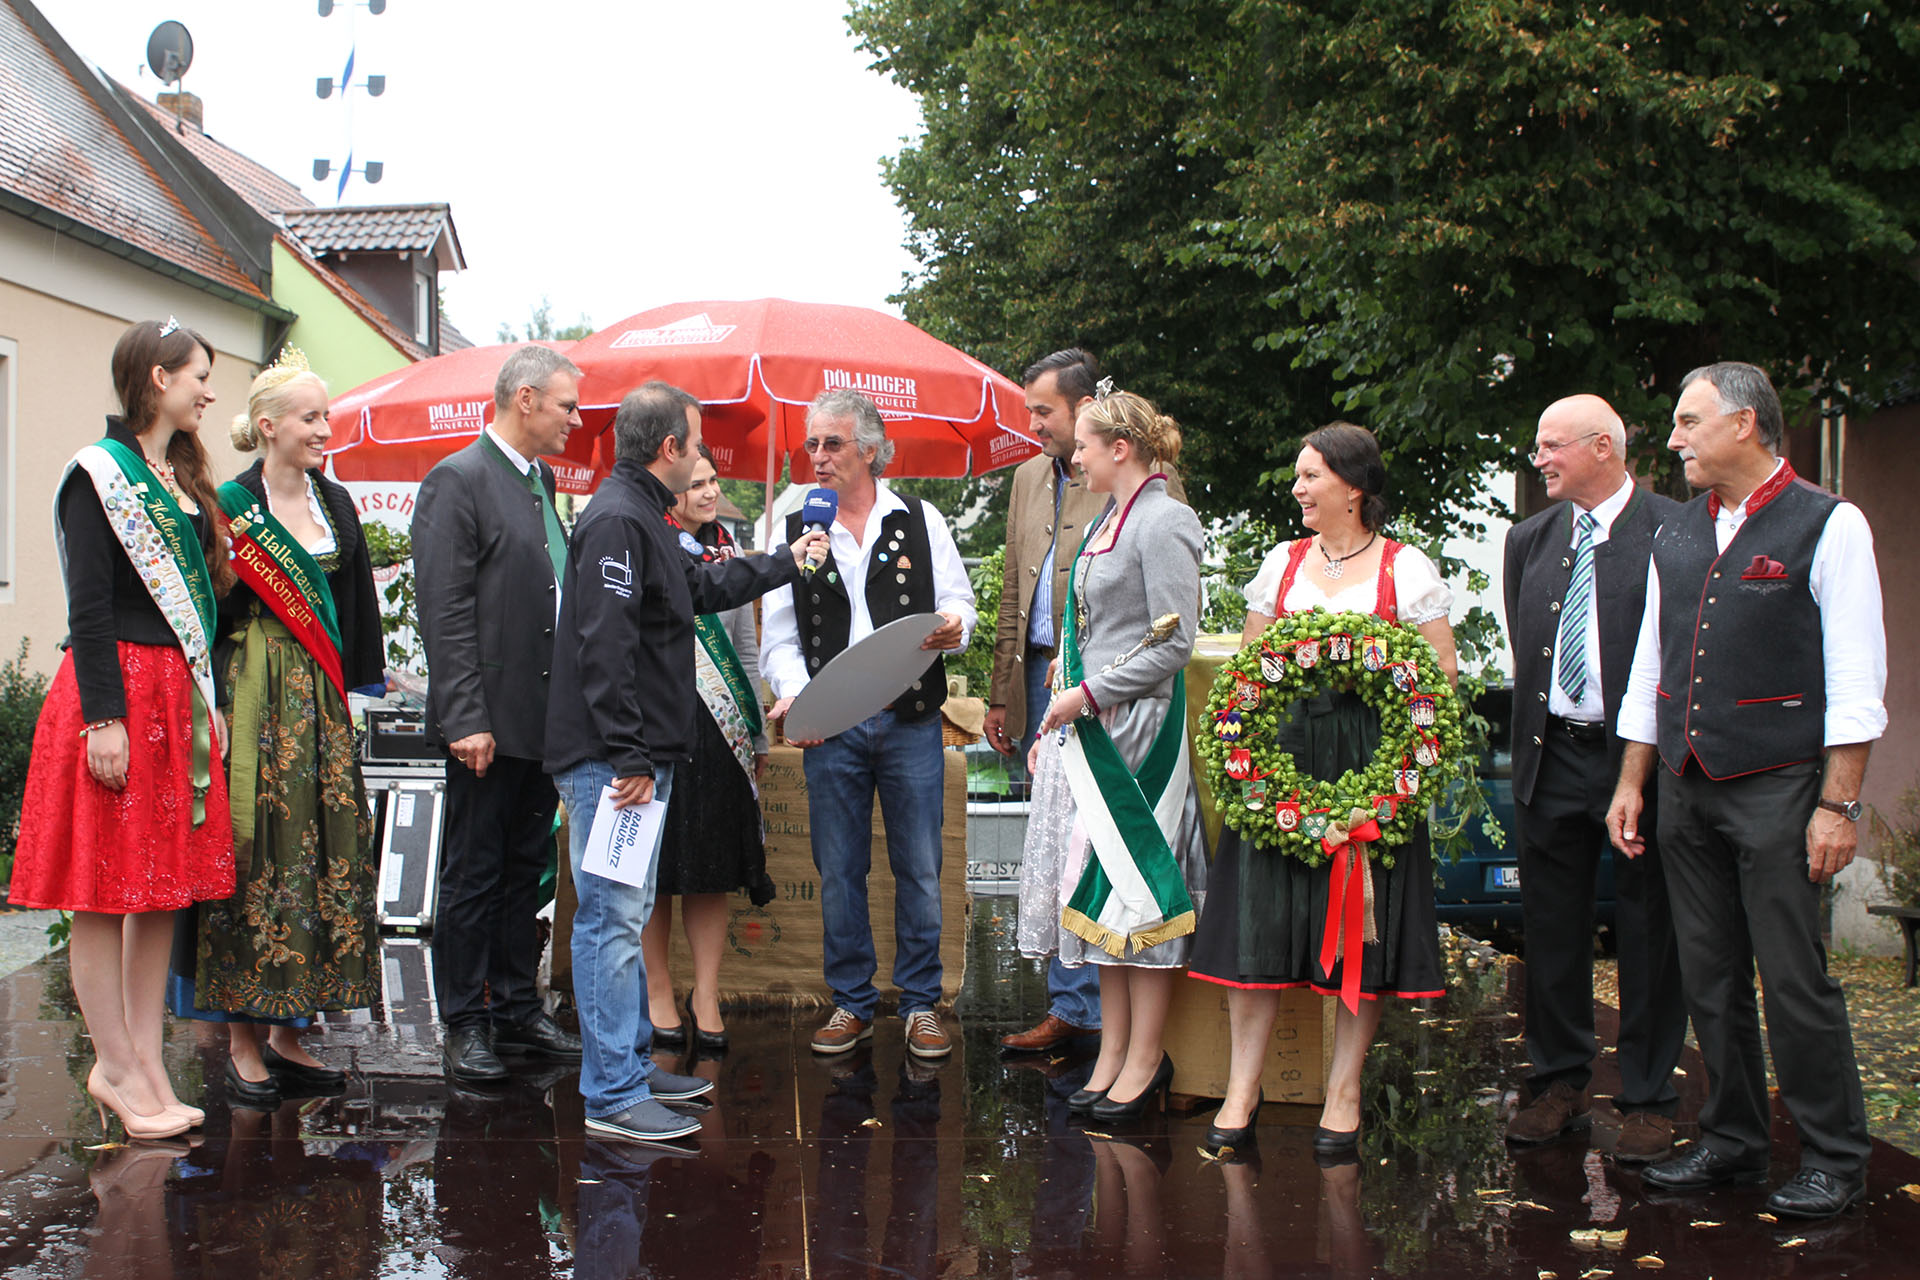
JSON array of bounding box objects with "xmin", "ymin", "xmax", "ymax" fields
[{"xmin": 802, "ymin": 488, "xmax": 839, "ymax": 529}]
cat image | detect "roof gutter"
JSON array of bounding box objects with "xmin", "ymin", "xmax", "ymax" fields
[{"xmin": 0, "ymin": 189, "xmax": 298, "ymax": 335}]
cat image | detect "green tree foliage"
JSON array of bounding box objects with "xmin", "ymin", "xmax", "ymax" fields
[
  {"xmin": 497, "ymin": 295, "xmax": 595, "ymax": 345},
  {"xmin": 0, "ymin": 639, "xmax": 51, "ymax": 881},
  {"xmin": 849, "ymin": 0, "xmax": 1920, "ymax": 538}
]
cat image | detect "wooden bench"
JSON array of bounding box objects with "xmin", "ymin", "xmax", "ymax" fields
[{"xmin": 1867, "ymin": 904, "xmax": 1920, "ymax": 988}]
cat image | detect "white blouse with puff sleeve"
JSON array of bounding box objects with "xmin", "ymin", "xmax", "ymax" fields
[{"xmin": 1244, "ymin": 539, "xmax": 1453, "ymax": 625}]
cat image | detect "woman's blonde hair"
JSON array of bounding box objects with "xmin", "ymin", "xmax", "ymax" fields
[
  {"xmin": 1079, "ymin": 389, "xmax": 1183, "ymax": 466},
  {"xmin": 231, "ymin": 349, "xmax": 328, "ymax": 452}
]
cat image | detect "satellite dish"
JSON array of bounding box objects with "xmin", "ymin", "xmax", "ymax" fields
[{"xmin": 146, "ymin": 21, "xmax": 194, "ymax": 87}]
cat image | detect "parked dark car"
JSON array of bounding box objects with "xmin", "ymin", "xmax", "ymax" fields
[{"xmin": 1430, "ymin": 682, "xmax": 1617, "ymax": 947}]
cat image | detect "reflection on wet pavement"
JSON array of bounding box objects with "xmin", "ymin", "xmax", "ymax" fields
[{"xmin": 1, "ymin": 900, "xmax": 1917, "ymax": 1277}]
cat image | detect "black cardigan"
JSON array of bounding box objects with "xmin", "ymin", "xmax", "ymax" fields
[
  {"xmin": 60, "ymin": 418, "xmax": 215, "ymax": 722},
  {"xmin": 214, "ymin": 460, "xmax": 386, "ymax": 694}
]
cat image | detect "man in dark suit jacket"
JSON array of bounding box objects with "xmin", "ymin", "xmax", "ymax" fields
[
  {"xmin": 414, "ymin": 344, "xmax": 586, "ymax": 1086},
  {"xmin": 1502, "ymin": 394, "xmax": 1686, "ymax": 1162}
]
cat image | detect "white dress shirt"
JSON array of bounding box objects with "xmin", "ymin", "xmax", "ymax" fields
[
  {"xmin": 1548, "ymin": 473, "xmax": 1638, "ymax": 723},
  {"xmin": 761, "ymin": 482, "xmax": 978, "ymax": 700},
  {"xmin": 1617, "ymin": 459, "xmax": 1887, "ymax": 748}
]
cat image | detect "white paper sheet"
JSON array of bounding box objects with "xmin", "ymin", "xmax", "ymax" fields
[{"xmin": 579, "ymin": 784, "xmax": 667, "ymax": 888}]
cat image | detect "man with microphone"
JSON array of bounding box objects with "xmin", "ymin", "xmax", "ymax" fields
[
  {"xmin": 764, "ymin": 389, "xmax": 976, "ymax": 1061},
  {"xmin": 546, "ymin": 381, "xmax": 826, "ymax": 1144}
]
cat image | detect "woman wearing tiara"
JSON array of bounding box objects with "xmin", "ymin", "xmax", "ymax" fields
[
  {"xmin": 168, "ymin": 352, "xmax": 384, "ymax": 1108},
  {"xmin": 11, "ymin": 318, "xmax": 237, "ymax": 1139}
]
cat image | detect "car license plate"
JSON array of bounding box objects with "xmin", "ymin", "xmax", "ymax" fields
[{"xmin": 1489, "ymin": 865, "xmax": 1521, "ymax": 891}]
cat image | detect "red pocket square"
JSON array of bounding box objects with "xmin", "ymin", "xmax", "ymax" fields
[{"xmin": 1740, "ymin": 555, "xmax": 1788, "ymax": 580}]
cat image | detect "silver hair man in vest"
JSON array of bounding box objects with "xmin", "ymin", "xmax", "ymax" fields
[
  {"xmin": 1608, "ymin": 362, "xmax": 1886, "ymax": 1220},
  {"xmin": 763, "ymin": 390, "xmax": 977, "ymax": 1062}
]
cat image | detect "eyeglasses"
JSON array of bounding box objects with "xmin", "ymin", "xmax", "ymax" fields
[
  {"xmin": 803, "ymin": 435, "xmax": 850, "ymax": 454},
  {"xmin": 1527, "ymin": 432, "xmax": 1601, "ymax": 464}
]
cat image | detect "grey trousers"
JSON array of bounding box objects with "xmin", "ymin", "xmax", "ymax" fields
[{"xmin": 1658, "ymin": 760, "xmax": 1871, "ymax": 1175}]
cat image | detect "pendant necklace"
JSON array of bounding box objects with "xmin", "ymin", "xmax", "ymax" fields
[{"xmin": 1318, "ymin": 530, "xmax": 1377, "ymax": 580}]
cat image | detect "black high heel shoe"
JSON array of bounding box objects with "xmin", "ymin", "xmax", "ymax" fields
[
  {"xmin": 1066, "ymin": 1086, "xmax": 1108, "ymax": 1116},
  {"xmin": 224, "ymin": 1059, "xmax": 282, "ymax": 1111},
  {"xmin": 1313, "ymin": 1124, "xmax": 1360, "ymax": 1156},
  {"xmin": 1089, "ymin": 1053, "xmax": 1174, "ymax": 1122},
  {"xmin": 1205, "ymin": 1089, "xmax": 1264, "ymax": 1151},
  {"xmin": 689, "ymin": 995, "xmax": 729, "ymax": 1053}
]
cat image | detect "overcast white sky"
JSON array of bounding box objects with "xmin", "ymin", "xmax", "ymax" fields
[{"xmin": 31, "ymin": 0, "xmax": 927, "ymax": 341}]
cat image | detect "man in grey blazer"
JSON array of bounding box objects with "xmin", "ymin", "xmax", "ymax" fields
[
  {"xmin": 1502, "ymin": 394, "xmax": 1685, "ymax": 1161},
  {"xmin": 414, "ymin": 344, "xmax": 586, "ymax": 1086}
]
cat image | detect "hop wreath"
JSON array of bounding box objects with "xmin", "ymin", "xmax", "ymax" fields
[{"xmin": 1197, "ymin": 608, "xmax": 1465, "ymax": 866}]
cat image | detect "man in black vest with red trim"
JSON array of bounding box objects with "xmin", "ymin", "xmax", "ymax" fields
[
  {"xmin": 1608, "ymin": 362, "xmax": 1887, "ymax": 1220},
  {"xmin": 763, "ymin": 390, "xmax": 977, "ymax": 1063}
]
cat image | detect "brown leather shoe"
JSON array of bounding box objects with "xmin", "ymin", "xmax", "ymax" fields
[
  {"xmin": 998, "ymin": 1013, "xmax": 1095, "ymax": 1054},
  {"xmin": 810, "ymin": 1009, "xmax": 873, "ymax": 1055},
  {"xmin": 1612, "ymin": 1111, "xmax": 1675, "ymax": 1164},
  {"xmin": 904, "ymin": 1010, "xmax": 952, "ymax": 1060},
  {"xmin": 1505, "ymin": 1080, "xmax": 1591, "ymax": 1145}
]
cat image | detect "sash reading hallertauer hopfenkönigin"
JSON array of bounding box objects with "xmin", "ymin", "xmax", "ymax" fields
[
  {"xmin": 59, "ymin": 440, "xmax": 219, "ymax": 826},
  {"xmin": 1056, "ymin": 514, "xmax": 1196, "ymax": 957}
]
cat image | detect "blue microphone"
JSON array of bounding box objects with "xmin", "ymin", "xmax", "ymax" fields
[{"xmin": 800, "ymin": 488, "xmax": 838, "ymax": 577}]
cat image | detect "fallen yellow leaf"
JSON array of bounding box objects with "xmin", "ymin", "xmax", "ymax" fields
[
  {"xmin": 1477, "ymin": 1188, "xmax": 1512, "ymax": 1198},
  {"xmin": 1569, "ymin": 1228, "xmax": 1602, "ymax": 1247},
  {"xmin": 1580, "ymin": 1269, "xmax": 1613, "ymax": 1279},
  {"xmin": 1634, "ymin": 1257, "xmax": 1665, "ymax": 1270},
  {"xmin": 1599, "ymin": 1230, "xmax": 1629, "ymax": 1249},
  {"xmin": 1779, "ymin": 1236, "xmax": 1808, "ymax": 1249},
  {"xmin": 1515, "ymin": 1199, "xmax": 1553, "ymax": 1211},
  {"xmin": 860, "ymin": 1118, "xmax": 882, "ymax": 1129},
  {"xmin": 1688, "ymin": 1220, "xmax": 1722, "ymax": 1229},
  {"xmin": 1755, "ymin": 1212, "xmax": 1779, "ymax": 1223},
  {"xmin": 1901, "ymin": 1183, "xmax": 1920, "ymax": 1202},
  {"xmin": 1537, "ymin": 1271, "xmax": 1558, "ymax": 1280}
]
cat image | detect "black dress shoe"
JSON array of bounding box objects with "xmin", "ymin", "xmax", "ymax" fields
[
  {"xmin": 261, "ymin": 1044, "xmax": 347, "ymax": 1093},
  {"xmin": 1089, "ymin": 1053, "xmax": 1175, "ymax": 1122},
  {"xmin": 1640, "ymin": 1143, "xmax": 1767, "ymax": 1190},
  {"xmin": 1765, "ymin": 1167, "xmax": 1866, "ymax": 1219},
  {"xmin": 492, "ymin": 1012, "xmax": 584, "ymax": 1060},
  {"xmin": 1312, "ymin": 1125, "xmax": 1359, "ymax": 1156},
  {"xmin": 1205, "ymin": 1090, "xmax": 1264, "ymax": 1152},
  {"xmin": 224, "ymin": 1058, "xmax": 282, "ymax": 1110},
  {"xmin": 652, "ymin": 1021, "xmax": 688, "ymax": 1049},
  {"xmin": 689, "ymin": 997, "xmax": 729, "ymax": 1053},
  {"xmin": 1066, "ymin": 1087, "xmax": 1108, "ymax": 1116},
  {"xmin": 444, "ymin": 1025, "xmax": 509, "ymax": 1086}
]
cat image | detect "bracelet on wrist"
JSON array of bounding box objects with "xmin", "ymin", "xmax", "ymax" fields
[{"xmin": 79, "ymin": 718, "xmax": 123, "ymax": 738}]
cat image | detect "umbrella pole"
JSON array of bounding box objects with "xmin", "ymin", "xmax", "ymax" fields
[{"xmin": 761, "ymin": 379, "xmax": 778, "ymax": 550}]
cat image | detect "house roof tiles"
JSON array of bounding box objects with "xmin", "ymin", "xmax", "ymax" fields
[{"xmin": 282, "ymin": 204, "xmax": 466, "ymax": 270}]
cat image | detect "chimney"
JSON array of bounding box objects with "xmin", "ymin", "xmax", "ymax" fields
[{"xmin": 157, "ymin": 90, "xmax": 203, "ymax": 132}]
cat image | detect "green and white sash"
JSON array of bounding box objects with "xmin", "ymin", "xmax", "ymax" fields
[
  {"xmin": 1056, "ymin": 529, "xmax": 1196, "ymax": 957},
  {"xmin": 59, "ymin": 440, "xmax": 219, "ymax": 826},
  {"xmin": 693, "ymin": 612, "xmax": 762, "ymax": 777}
]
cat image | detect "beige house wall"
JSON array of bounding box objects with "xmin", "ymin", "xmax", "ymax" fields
[{"xmin": 1, "ymin": 211, "xmax": 269, "ymax": 679}]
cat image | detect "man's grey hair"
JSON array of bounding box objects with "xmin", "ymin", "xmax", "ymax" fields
[
  {"xmin": 1681, "ymin": 362, "xmax": 1784, "ymax": 452},
  {"xmin": 493, "ymin": 344, "xmax": 582, "ymax": 410},
  {"xmin": 808, "ymin": 389, "xmax": 894, "ymax": 477},
  {"xmin": 612, "ymin": 381, "xmax": 701, "ymax": 465}
]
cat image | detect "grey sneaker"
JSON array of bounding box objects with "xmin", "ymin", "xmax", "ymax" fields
[
  {"xmin": 585, "ymin": 1098, "xmax": 702, "ymax": 1144},
  {"xmin": 647, "ymin": 1069, "xmax": 715, "ymax": 1103}
]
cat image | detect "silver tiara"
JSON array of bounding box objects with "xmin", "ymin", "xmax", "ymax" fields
[
  {"xmin": 1094, "ymin": 375, "xmax": 1115, "ymax": 401},
  {"xmin": 157, "ymin": 315, "xmax": 181, "ymax": 337}
]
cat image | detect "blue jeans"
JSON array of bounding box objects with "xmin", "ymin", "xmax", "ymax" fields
[
  {"xmin": 556, "ymin": 759, "xmax": 675, "ymax": 1118},
  {"xmin": 1021, "ymin": 645, "xmax": 1102, "ymax": 1031},
  {"xmin": 804, "ymin": 710, "xmax": 945, "ymax": 1019}
]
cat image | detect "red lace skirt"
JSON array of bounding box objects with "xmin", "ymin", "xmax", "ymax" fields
[{"xmin": 8, "ymin": 644, "xmax": 235, "ymax": 913}]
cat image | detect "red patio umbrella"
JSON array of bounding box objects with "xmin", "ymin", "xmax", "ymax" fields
[
  {"xmin": 568, "ymin": 299, "xmax": 1040, "ymax": 509},
  {"xmin": 323, "ymin": 341, "xmax": 606, "ymax": 495}
]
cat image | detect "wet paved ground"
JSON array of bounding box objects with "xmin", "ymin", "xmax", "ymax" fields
[{"xmin": 2, "ymin": 901, "xmax": 1919, "ymax": 1278}]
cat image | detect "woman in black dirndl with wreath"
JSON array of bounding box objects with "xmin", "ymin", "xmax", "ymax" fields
[{"xmin": 1188, "ymin": 422, "xmax": 1460, "ymax": 1157}]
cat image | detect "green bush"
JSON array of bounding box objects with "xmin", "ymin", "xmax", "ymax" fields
[
  {"xmin": 361, "ymin": 521, "xmax": 422, "ymax": 673},
  {"xmin": 950, "ymin": 548, "xmax": 1003, "ymax": 698},
  {"xmin": 1, "ymin": 639, "xmax": 52, "ymax": 885},
  {"xmin": 1870, "ymin": 783, "xmax": 1920, "ymax": 908}
]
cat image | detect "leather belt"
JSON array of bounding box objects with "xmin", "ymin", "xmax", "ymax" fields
[{"xmin": 1548, "ymin": 714, "xmax": 1606, "ymax": 744}]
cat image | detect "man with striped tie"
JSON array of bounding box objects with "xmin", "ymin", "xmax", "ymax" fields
[{"xmin": 1502, "ymin": 395, "xmax": 1685, "ymax": 1162}]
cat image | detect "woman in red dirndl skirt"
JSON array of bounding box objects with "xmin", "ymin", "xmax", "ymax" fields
[{"xmin": 8, "ymin": 319, "xmax": 236, "ymax": 1141}]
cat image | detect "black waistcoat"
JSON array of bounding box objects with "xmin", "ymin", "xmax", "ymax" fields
[
  {"xmin": 1652, "ymin": 477, "xmax": 1836, "ymax": 778},
  {"xmin": 785, "ymin": 498, "xmax": 944, "ymax": 721}
]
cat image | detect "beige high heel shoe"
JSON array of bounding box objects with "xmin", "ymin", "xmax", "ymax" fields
[{"xmin": 87, "ymin": 1067, "xmax": 191, "ymax": 1142}]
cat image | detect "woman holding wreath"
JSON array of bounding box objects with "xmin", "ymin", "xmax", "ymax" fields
[
  {"xmin": 1188, "ymin": 421, "xmax": 1458, "ymax": 1155},
  {"xmin": 167, "ymin": 353, "xmax": 383, "ymax": 1108},
  {"xmin": 10, "ymin": 318, "xmax": 237, "ymax": 1139},
  {"xmin": 642, "ymin": 443, "xmax": 776, "ymax": 1052},
  {"xmin": 1017, "ymin": 389, "xmax": 1209, "ymax": 1122}
]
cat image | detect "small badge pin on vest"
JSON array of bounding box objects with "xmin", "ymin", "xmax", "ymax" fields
[{"xmin": 896, "ymin": 556, "xmax": 913, "ymax": 570}]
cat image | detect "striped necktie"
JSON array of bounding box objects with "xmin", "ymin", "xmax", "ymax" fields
[{"xmin": 1556, "ymin": 511, "xmax": 1596, "ymax": 703}]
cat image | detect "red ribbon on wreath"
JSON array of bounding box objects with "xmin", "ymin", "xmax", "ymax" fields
[{"xmin": 1317, "ymin": 807, "xmax": 1384, "ymax": 1013}]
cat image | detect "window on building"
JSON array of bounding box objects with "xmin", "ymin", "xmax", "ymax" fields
[
  {"xmin": 0, "ymin": 336, "xmax": 15, "ymax": 603},
  {"xmin": 414, "ymin": 274, "xmax": 432, "ymax": 347}
]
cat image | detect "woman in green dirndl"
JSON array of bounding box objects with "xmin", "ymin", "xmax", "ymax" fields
[{"xmin": 168, "ymin": 354, "xmax": 384, "ymax": 1107}]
